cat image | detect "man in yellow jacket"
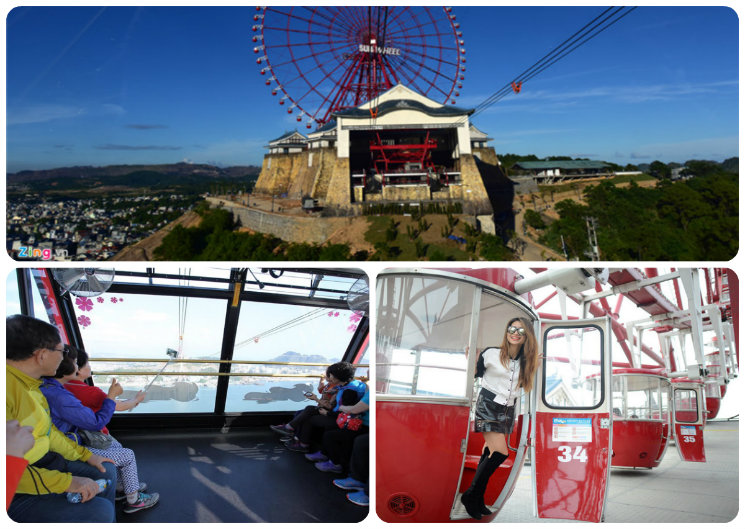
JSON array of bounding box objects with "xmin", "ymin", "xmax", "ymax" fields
[{"xmin": 6, "ymin": 314, "xmax": 117, "ymax": 522}]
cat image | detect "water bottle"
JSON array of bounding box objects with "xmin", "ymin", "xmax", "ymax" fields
[{"xmin": 66, "ymin": 478, "xmax": 110, "ymax": 503}]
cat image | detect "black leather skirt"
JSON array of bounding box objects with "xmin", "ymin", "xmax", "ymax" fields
[{"xmin": 474, "ymin": 388, "xmax": 516, "ymax": 433}]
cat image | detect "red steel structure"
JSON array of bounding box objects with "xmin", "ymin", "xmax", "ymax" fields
[
  {"xmin": 376, "ymin": 267, "xmax": 737, "ymax": 522},
  {"xmin": 253, "ymin": 6, "xmax": 465, "ymax": 127}
]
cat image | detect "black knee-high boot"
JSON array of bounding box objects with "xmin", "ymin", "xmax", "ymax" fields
[
  {"xmin": 460, "ymin": 449, "xmax": 508, "ymax": 519},
  {"xmin": 476, "ymin": 448, "xmax": 493, "ymax": 515}
]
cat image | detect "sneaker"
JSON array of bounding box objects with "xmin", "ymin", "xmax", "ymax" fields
[
  {"xmin": 305, "ymin": 451, "xmax": 329, "ymax": 463},
  {"xmin": 314, "ymin": 460, "xmax": 343, "ymax": 473},
  {"xmin": 116, "ymin": 482, "xmax": 147, "ymax": 502},
  {"xmin": 333, "ymin": 476, "xmax": 366, "ymax": 491},
  {"xmin": 279, "ymin": 436, "xmax": 293, "ymax": 444},
  {"xmin": 122, "ymin": 491, "xmax": 160, "ymax": 514},
  {"xmin": 347, "ymin": 490, "xmax": 369, "ymax": 507},
  {"xmin": 270, "ymin": 424, "xmax": 294, "ymax": 436},
  {"xmin": 285, "ymin": 440, "xmax": 310, "ymax": 453}
]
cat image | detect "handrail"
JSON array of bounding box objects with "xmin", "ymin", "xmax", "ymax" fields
[
  {"xmin": 93, "ymin": 371, "xmax": 353, "ymax": 378},
  {"xmin": 92, "ymin": 357, "xmax": 368, "ymax": 368},
  {"xmin": 90, "ymin": 358, "xmax": 369, "ymax": 378}
]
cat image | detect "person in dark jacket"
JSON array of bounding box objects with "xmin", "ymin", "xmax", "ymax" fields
[{"xmin": 40, "ymin": 347, "xmax": 159, "ymax": 514}]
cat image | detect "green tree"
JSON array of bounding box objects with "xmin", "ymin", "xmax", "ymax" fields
[
  {"xmin": 524, "ymin": 209, "xmax": 545, "ymax": 230},
  {"xmin": 479, "ymin": 233, "xmax": 513, "ymax": 260},
  {"xmin": 649, "ymin": 160, "xmax": 671, "ymax": 179}
]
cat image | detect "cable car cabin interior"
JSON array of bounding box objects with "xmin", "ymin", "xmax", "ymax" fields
[
  {"xmin": 349, "ymin": 128, "xmax": 461, "ymax": 191},
  {"xmin": 7, "ymin": 267, "xmax": 370, "ymax": 523}
]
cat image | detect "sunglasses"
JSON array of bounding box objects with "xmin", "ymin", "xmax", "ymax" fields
[{"xmin": 507, "ymin": 326, "xmax": 526, "ymax": 337}]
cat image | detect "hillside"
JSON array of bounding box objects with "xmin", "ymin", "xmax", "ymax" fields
[{"xmin": 7, "ymin": 162, "xmax": 260, "ymax": 183}]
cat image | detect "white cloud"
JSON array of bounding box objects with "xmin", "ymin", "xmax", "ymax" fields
[
  {"xmin": 7, "ymin": 104, "xmax": 86, "ymax": 125},
  {"xmin": 468, "ymin": 79, "xmax": 738, "ymax": 114},
  {"xmin": 626, "ymin": 136, "xmax": 738, "ymax": 163},
  {"xmin": 7, "ymin": 102, "xmax": 126, "ymax": 125},
  {"xmin": 189, "ymin": 138, "xmax": 269, "ymax": 165}
]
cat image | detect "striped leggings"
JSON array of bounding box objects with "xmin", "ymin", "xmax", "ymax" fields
[{"xmin": 88, "ymin": 439, "xmax": 141, "ymax": 494}]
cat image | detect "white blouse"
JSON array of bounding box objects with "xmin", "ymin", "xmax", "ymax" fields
[{"xmin": 479, "ymin": 347, "xmax": 522, "ymax": 406}]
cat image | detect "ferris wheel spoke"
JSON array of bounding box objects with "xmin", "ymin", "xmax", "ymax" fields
[
  {"xmin": 391, "ymin": 57, "xmax": 449, "ymax": 100},
  {"xmin": 294, "ymin": 56, "xmax": 363, "ymax": 121},
  {"xmin": 265, "ymin": 38, "xmax": 355, "ymax": 75}
]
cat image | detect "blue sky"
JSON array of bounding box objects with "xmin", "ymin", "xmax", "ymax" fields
[{"xmin": 5, "ymin": 4, "xmax": 739, "ymax": 172}]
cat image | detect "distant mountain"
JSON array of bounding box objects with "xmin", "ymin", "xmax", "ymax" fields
[
  {"xmin": 7, "ymin": 162, "xmax": 260, "ymax": 184},
  {"xmin": 273, "ymin": 351, "xmax": 331, "ymax": 364}
]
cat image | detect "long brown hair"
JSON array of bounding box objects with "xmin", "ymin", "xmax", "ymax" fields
[{"xmin": 499, "ymin": 317, "xmax": 539, "ymax": 393}]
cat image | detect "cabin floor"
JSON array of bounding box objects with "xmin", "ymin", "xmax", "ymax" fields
[{"xmin": 113, "ymin": 428, "xmax": 368, "ymax": 523}]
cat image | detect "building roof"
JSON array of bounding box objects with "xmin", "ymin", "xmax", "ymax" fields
[
  {"xmin": 307, "ymin": 120, "xmax": 337, "ymax": 138},
  {"xmin": 268, "ymin": 130, "xmax": 308, "ymax": 145},
  {"xmin": 469, "ymin": 124, "xmax": 492, "ymax": 141},
  {"xmin": 513, "ymin": 160, "xmax": 609, "ymax": 170},
  {"xmin": 332, "ymin": 98, "xmax": 472, "ymax": 119}
]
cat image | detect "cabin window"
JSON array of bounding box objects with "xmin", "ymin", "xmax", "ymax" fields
[
  {"xmin": 224, "ymin": 304, "xmax": 360, "ymax": 413},
  {"xmin": 6, "ymin": 273, "xmax": 21, "ymax": 313},
  {"xmin": 674, "ymin": 388, "xmax": 699, "ymax": 423},
  {"xmin": 542, "ymin": 324, "xmax": 605, "ymax": 410},
  {"xmin": 376, "ymin": 275, "xmax": 475, "ymax": 398},
  {"xmin": 611, "ymin": 375, "xmax": 668, "ymax": 420},
  {"xmin": 475, "ymin": 291, "xmax": 533, "ymax": 351},
  {"xmin": 71, "ymin": 293, "xmax": 227, "ymax": 414},
  {"xmin": 704, "ymin": 383, "xmax": 721, "ymax": 399}
]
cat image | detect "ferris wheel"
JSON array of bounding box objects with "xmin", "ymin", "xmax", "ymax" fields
[{"xmin": 252, "ymin": 6, "xmax": 465, "ymax": 128}]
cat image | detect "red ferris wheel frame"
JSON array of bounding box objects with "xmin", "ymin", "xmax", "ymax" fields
[{"xmin": 253, "ymin": 6, "xmax": 465, "ymax": 128}]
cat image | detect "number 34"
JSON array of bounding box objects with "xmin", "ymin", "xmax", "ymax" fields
[{"xmin": 557, "ymin": 445, "xmax": 588, "ymax": 463}]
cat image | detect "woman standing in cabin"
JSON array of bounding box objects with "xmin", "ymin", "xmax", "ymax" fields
[{"xmin": 460, "ymin": 317, "xmax": 540, "ymax": 519}]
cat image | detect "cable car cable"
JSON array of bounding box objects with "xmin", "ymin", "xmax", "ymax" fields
[
  {"xmin": 461, "ymin": 6, "xmax": 637, "ymax": 124},
  {"xmin": 469, "ymin": 7, "xmax": 618, "ymax": 116},
  {"xmin": 470, "ymin": 7, "xmax": 632, "ymax": 116}
]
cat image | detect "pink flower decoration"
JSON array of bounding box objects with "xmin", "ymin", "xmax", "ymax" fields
[
  {"xmin": 119, "ymin": 298, "xmax": 124, "ymax": 302},
  {"xmin": 347, "ymin": 324, "xmax": 358, "ymax": 333},
  {"xmin": 77, "ymin": 315, "xmax": 91, "ymax": 327},
  {"xmin": 349, "ymin": 313, "xmax": 362, "ymax": 323},
  {"xmin": 97, "ymin": 297, "xmax": 104, "ymax": 303},
  {"xmin": 75, "ymin": 297, "xmax": 93, "ymax": 312},
  {"xmin": 111, "ymin": 297, "xmax": 118, "ymax": 303}
]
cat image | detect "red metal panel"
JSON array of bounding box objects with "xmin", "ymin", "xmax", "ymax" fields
[
  {"xmin": 606, "ymin": 269, "xmax": 681, "ymax": 321},
  {"xmin": 534, "ymin": 412, "xmax": 611, "ymax": 523},
  {"xmin": 376, "ymin": 400, "xmax": 470, "ymax": 522},
  {"xmin": 674, "ymin": 423, "xmax": 706, "ymax": 462},
  {"xmin": 611, "ymin": 420, "xmax": 667, "ymax": 469},
  {"xmin": 36, "ymin": 270, "xmax": 71, "ymax": 343},
  {"xmin": 705, "ymin": 396, "xmax": 721, "ymax": 420}
]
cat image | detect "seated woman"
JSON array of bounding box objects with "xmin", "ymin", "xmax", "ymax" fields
[
  {"xmin": 270, "ymin": 365, "xmax": 340, "ymax": 438},
  {"xmin": 40, "ymin": 347, "xmax": 159, "ymax": 514}
]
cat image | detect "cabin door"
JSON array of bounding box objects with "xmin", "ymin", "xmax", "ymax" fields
[
  {"xmin": 533, "ymin": 317, "xmax": 612, "ymax": 523},
  {"xmin": 671, "ymin": 382, "xmax": 706, "ymax": 462}
]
